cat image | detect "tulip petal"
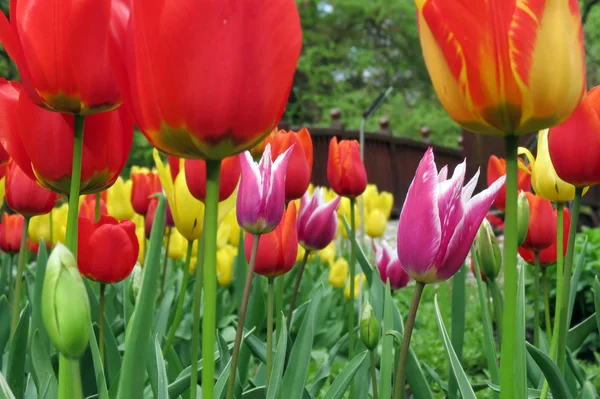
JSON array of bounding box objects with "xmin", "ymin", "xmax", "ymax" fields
[
  {"xmin": 397, "ymin": 148, "xmax": 441, "ymax": 278},
  {"xmin": 437, "ymin": 165, "xmax": 448, "ymax": 182},
  {"xmin": 461, "ymin": 168, "xmax": 480, "ymax": 203},
  {"xmin": 262, "ymin": 145, "xmax": 293, "ymax": 229},
  {"xmin": 237, "ymin": 150, "xmax": 263, "ymax": 230}
]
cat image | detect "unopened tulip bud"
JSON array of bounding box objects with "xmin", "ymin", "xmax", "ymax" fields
[
  {"xmin": 42, "ymin": 244, "xmax": 91, "ymax": 359},
  {"xmin": 474, "ymin": 219, "xmax": 502, "ymax": 281},
  {"xmin": 517, "ymin": 191, "xmax": 530, "ymax": 247},
  {"xmin": 360, "ymin": 302, "xmax": 380, "ymax": 351},
  {"xmin": 130, "ymin": 263, "xmax": 143, "ymax": 303}
]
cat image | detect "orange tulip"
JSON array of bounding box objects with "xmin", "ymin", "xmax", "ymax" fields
[
  {"xmin": 265, "ymin": 128, "xmax": 313, "ymax": 201},
  {"xmin": 521, "ymin": 192, "xmax": 555, "ymax": 251},
  {"xmin": 185, "ymin": 155, "xmax": 241, "ymax": 202},
  {"xmin": 0, "ymin": 213, "xmax": 24, "ymax": 253},
  {"xmin": 415, "ymin": 0, "xmax": 586, "ymax": 135},
  {"xmin": 327, "ymin": 137, "xmax": 367, "ymax": 198},
  {"xmin": 519, "ymin": 208, "xmax": 569, "ymax": 266},
  {"xmin": 130, "ymin": 169, "xmax": 161, "ymax": 216},
  {"xmin": 487, "ymin": 155, "xmax": 531, "ymax": 211}
]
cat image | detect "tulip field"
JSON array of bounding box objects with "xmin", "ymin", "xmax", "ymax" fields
[{"xmin": 1, "ymin": 1, "xmax": 600, "ymax": 399}]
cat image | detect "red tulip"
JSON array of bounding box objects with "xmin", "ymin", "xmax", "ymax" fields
[
  {"xmin": 78, "ymin": 216, "xmax": 139, "ymax": 284},
  {"xmin": 519, "ymin": 208, "xmax": 570, "ymax": 266},
  {"xmin": 168, "ymin": 156, "xmax": 181, "ymax": 181},
  {"xmin": 0, "ymin": 213, "xmax": 24, "ymax": 253},
  {"xmin": 145, "ymin": 197, "xmax": 174, "ymax": 238},
  {"xmin": 185, "ymin": 155, "xmax": 241, "ymax": 202},
  {"xmin": 130, "ymin": 169, "xmax": 162, "ymax": 216},
  {"xmin": 264, "ymin": 128, "xmax": 313, "ymax": 201},
  {"xmin": 0, "ymin": 0, "xmax": 126, "ymax": 114},
  {"xmin": 327, "ymin": 137, "xmax": 367, "ymax": 198},
  {"xmin": 27, "ymin": 238, "xmax": 50, "ymax": 255},
  {"xmin": 244, "ymin": 202, "xmax": 298, "ymax": 278},
  {"xmin": 548, "ymin": 86, "xmax": 600, "ymax": 187},
  {"xmin": 0, "ymin": 80, "xmax": 134, "ymax": 194},
  {"xmin": 79, "ymin": 195, "xmax": 108, "ymax": 221},
  {"xmin": 486, "ymin": 213, "xmax": 504, "ymax": 231},
  {"xmin": 5, "ymin": 161, "xmax": 58, "ymax": 217},
  {"xmin": 110, "ymin": 1, "xmax": 302, "ymax": 160},
  {"xmin": 521, "ymin": 192, "xmax": 556, "ymax": 251},
  {"xmin": 487, "ymin": 155, "xmax": 531, "ymax": 211},
  {"xmin": 0, "ymin": 144, "xmax": 8, "ymax": 166}
]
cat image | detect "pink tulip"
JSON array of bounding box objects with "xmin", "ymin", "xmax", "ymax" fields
[
  {"xmin": 297, "ymin": 188, "xmax": 341, "ymax": 251},
  {"xmin": 237, "ymin": 143, "xmax": 293, "ymax": 234},
  {"xmin": 397, "ymin": 148, "xmax": 506, "ymax": 284},
  {"xmin": 374, "ymin": 240, "xmax": 410, "ymax": 290}
]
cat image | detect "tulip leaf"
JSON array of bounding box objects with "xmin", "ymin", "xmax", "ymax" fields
[
  {"xmin": 568, "ymin": 237, "xmax": 587, "ymax": 327},
  {"xmin": 577, "ymin": 381, "xmax": 597, "ymax": 399},
  {"xmin": 342, "ymin": 217, "xmax": 373, "ymax": 284},
  {"xmin": 526, "ymin": 349, "xmax": 543, "ymax": 389},
  {"xmin": 526, "ymin": 342, "xmax": 574, "ymax": 399},
  {"xmin": 485, "ymin": 381, "xmax": 549, "ymax": 398},
  {"xmin": 567, "ymin": 313, "xmax": 597, "ymax": 351},
  {"xmin": 0, "ymin": 372, "xmax": 15, "ymax": 399},
  {"xmin": 515, "ymin": 263, "xmax": 527, "ymax": 399},
  {"xmin": 434, "ymin": 295, "xmax": 477, "ymax": 399},
  {"xmin": 148, "ymin": 289, "xmax": 175, "ymax": 398},
  {"xmin": 323, "ymin": 350, "xmax": 368, "ymax": 399},
  {"xmin": 31, "ymin": 242, "xmax": 50, "ymax": 352},
  {"xmin": 88, "ymin": 325, "xmax": 109, "ymax": 399},
  {"xmin": 594, "ymin": 277, "xmax": 600, "ymax": 333},
  {"xmin": 379, "ymin": 280, "xmax": 394, "ymax": 399},
  {"xmin": 281, "ymin": 285, "xmax": 323, "ymax": 399},
  {"xmin": 266, "ymin": 316, "xmax": 288, "ymax": 399},
  {"xmin": 241, "ymin": 387, "xmax": 267, "ymax": 399},
  {"xmin": 154, "ymin": 337, "xmax": 168, "ymax": 399},
  {"xmin": 214, "ymin": 357, "xmax": 232, "ymax": 399},
  {"xmin": 306, "ymin": 331, "xmax": 350, "ymax": 396},
  {"xmin": 116, "ymin": 195, "xmax": 166, "ymax": 399},
  {"xmin": 0, "ymin": 296, "xmax": 10, "ymax": 360},
  {"xmin": 30, "ymin": 330, "xmax": 57, "ymax": 399},
  {"xmin": 6, "ymin": 302, "xmax": 30, "ymax": 399},
  {"xmin": 448, "ymin": 265, "xmax": 466, "ymax": 399}
]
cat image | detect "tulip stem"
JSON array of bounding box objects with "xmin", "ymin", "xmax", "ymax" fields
[
  {"xmin": 542, "ymin": 268, "xmax": 552, "ymax": 339},
  {"xmin": 533, "ymin": 252, "xmax": 540, "ymax": 348},
  {"xmin": 370, "ymin": 350, "xmax": 379, "ymax": 399},
  {"xmin": 162, "ymin": 240, "xmax": 193, "ymax": 357},
  {"xmin": 98, "ymin": 283, "xmax": 106, "ymax": 365},
  {"xmin": 10, "ymin": 216, "xmax": 30, "ymax": 337},
  {"xmin": 58, "ymin": 355, "xmax": 83, "ymax": 399},
  {"xmin": 393, "ymin": 281, "xmax": 425, "ymax": 399},
  {"xmin": 348, "ymin": 197, "xmax": 358, "ymax": 389},
  {"xmin": 275, "ymin": 274, "xmax": 284, "ymax": 342},
  {"xmin": 95, "ymin": 192, "xmax": 101, "ymax": 222},
  {"xmin": 287, "ymin": 250, "xmax": 310, "ymax": 329},
  {"xmin": 266, "ymin": 277, "xmax": 275, "ymax": 387},
  {"xmin": 226, "ymin": 234, "xmax": 260, "ymax": 399},
  {"xmin": 488, "ymin": 279, "xmax": 503, "ymax": 344},
  {"xmin": 161, "ymin": 227, "xmax": 172, "ymax": 296},
  {"xmin": 499, "ymin": 135, "xmax": 519, "ymax": 399},
  {"xmin": 65, "ymin": 115, "xmax": 85, "ymax": 254},
  {"xmin": 193, "ymin": 160, "xmax": 221, "ymax": 399}
]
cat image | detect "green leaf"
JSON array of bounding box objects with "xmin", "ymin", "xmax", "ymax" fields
[
  {"xmin": 525, "ymin": 350, "xmax": 543, "ymax": 389},
  {"xmin": 6, "ymin": 302, "xmax": 30, "ymax": 399},
  {"xmin": 89, "ymin": 326, "xmax": 109, "ymax": 399},
  {"xmin": 266, "ymin": 316, "xmax": 288, "ymax": 399},
  {"xmin": 116, "ymin": 194, "xmax": 167, "ymax": 399},
  {"xmin": 485, "ymin": 381, "xmax": 549, "ymax": 398},
  {"xmin": 214, "ymin": 357, "xmax": 231, "ymax": 399},
  {"xmin": 568, "ymin": 237, "xmax": 587, "ymax": 327},
  {"xmin": 567, "ymin": 313, "xmax": 597, "ymax": 351},
  {"xmin": 0, "ymin": 296, "xmax": 10, "ymax": 361},
  {"xmin": 241, "ymin": 387, "xmax": 266, "ymax": 399},
  {"xmin": 323, "ymin": 350, "xmax": 368, "ymax": 399},
  {"xmin": 281, "ymin": 286, "xmax": 323, "ymax": 399},
  {"xmin": 576, "ymin": 381, "xmax": 597, "ymax": 399},
  {"xmin": 154, "ymin": 337, "xmax": 168, "ymax": 399},
  {"xmin": 434, "ymin": 295, "xmax": 477, "ymax": 399},
  {"xmin": 342, "ymin": 217, "xmax": 373, "ymax": 284},
  {"xmin": 448, "ymin": 265, "xmax": 466, "ymax": 399},
  {"xmin": 515, "ymin": 263, "xmax": 527, "ymax": 399},
  {"xmin": 306, "ymin": 331, "xmax": 350, "ymax": 396},
  {"xmin": 30, "ymin": 330, "xmax": 57, "ymax": 399},
  {"xmin": 594, "ymin": 277, "xmax": 600, "ymax": 333},
  {"xmin": 369, "ymin": 266, "xmax": 385, "ymax": 321},
  {"xmin": 31, "ymin": 242, "xmax": 49, "ymax": 351},
  {"xmin": 379, "ymin": 280, "xmax": 394, "ymax": 399},
  {"xmin": 422, "ymin": 362, "xmax": 448, "ymax": 393},
  {"xmin": 154, "ymin": 289, "xmax": 175, "ymax": 342},
  {"xmin": 0, "ymin": 372, "xmax": 15, "ymax": 399},
  {"xmin": 526, "ymin": 342, "xmax": 573, "ymax": 399}
]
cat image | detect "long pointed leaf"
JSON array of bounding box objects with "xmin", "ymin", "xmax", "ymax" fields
[
  {"xmin": 30, "ymin": 330, "xmax": 57, "ymax": 399},
  {"xmin": 379, "ymin": 281, "xmax": 394, "ymax": 399},
  {"xmin": 568, "ymin": 237, "xmax": 587, "ymax": 327},
  {"xmin": 526, "ymin": 342, "xmax": 573, "ymax": 399},
  {"xmin": 6, "ymin": 303, "xmax": 30, "ymax": 399},
  {"xmin": 89, "ymin": 326, "xmax": 108, "ymax": 399},
  {"xmin": 306, "ymin": 332, "xmax": 350, "ymax": 396},
  {"xmin": 0, "ymin": 296, "xmax": 10, "ymax": 361},
  {"xmin": 0, "ymin": 372, "xmax": 15, "ymax": 399},
  {"xmin": 342, "ymin": 217, "xmax": 373, "ymax": 284},
  {"xmin": 448, "ymin": 265, "xmax": 466, "ymax": 399},
  {"xmin": 323, "ymin": 351, "xmax": 368, "ymax": 399},
  {"xmin": 154, "ymin": 337, "xmax": 168, "ymax": 399},
  {"xmin": 266, "ymin": 316, "xmax": 288, "ymax": 399},
  {"xmin": 567, "ymin": 313, "xmax": 596, "ymax": 351},
  {"xmin": 31, "ymin": 243, "xmax": 49, "ymax": 351},
  {"xmin": 434, "ymin": 295, "xmax": 476, "ymax": 399}
]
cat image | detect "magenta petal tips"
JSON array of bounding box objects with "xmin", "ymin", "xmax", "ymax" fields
[{"xmin": 297, "ymin": 187, "xmax": 341, "ymax": 251}]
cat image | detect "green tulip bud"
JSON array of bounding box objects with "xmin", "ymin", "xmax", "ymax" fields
[
  {"xmin": 129, "ymin": 263, "xmax": 143, "ymax": 303},
  {"xmin": 474, "ymin": 218, "xmax": 502, "ymax": 281},
  {"xmin": 517, "ymin": 191, "xmax": 530, "ymax": 247},
  {"xmin": 360, "ymin": 302, "xmax": 380, "ymax": 351},
  {"xmin": 42, "ymin": 243, "xmax": 91, "ymax": 359}
]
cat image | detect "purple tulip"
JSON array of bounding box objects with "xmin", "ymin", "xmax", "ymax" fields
[
  {"xmin": 237, "ymin": 143, "xmax": 293, "ymax": 234},
  {"xmin": 397, "ymin": 148, "xmax": 506, "ymax": 284},
  {"xmin": 297, "ymin": 188, "xmax": 341, "ymax": 251},
  {"xmin": 374, "ymin": 240, "xmax": 410, "ymax": 290}
]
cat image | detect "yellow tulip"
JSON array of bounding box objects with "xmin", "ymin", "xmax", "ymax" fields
[
  {"xmin": 223, "ymin": 209, "xmax": 241, "ymax": 247},
  {"xmin": 323, "ymin": 187, "xmax": 337, "ymax": 203},
  {"xmin": 365, "ymin": 209, "xmax": 387, "ymax": 238},
  {"xmin": 518, "ymin": 129, "xmax": 586, "ymax": 202},
  {"xmin": 0, "ymin": 176, "xmax": 5, "ymax": 205},
  {"xmin": 344, "ymin": 273, "xmax": 365, "ymax": 300},
  {"xmin": 216, "ymin": 245, "xmax": 235, "ymax": 286},
  {"xmin": 52, "ymin": 204, "xmax": 68, "ymax": 246},
  {"xmin": 319, "ymin": 242, "xmax": 336, "ymax": 266},
  {"xmin": 167, "ymin": 229, "xmax": 187, "ymax": 260},
  {"xmin": 217, "ymin": 223, "xmax": 231, "ymax": 250},
  {"xmin": 337, "ymin": 197, "xmax": 358, "ymax": 238},
  {"xmin": 329, "ymin": 257, "xmax": 349, "ymax": 288},
  {"xmin": 29, "ymin": 212, "xmax": 52, "ymax": 244},
  {"xmin": 307, "ymin": 183, "xmax": 315, "ymax": 195},
  {"xmin": 377, "ymin": 192, "xmax": 394, "ymax": 219},
  {"xmin": 136, "ymin": 223, "xmax": 145, "ymax": 265},
  {"xmin": 107, "ymin": 177, "xmax": 135, "ymax": 221}
]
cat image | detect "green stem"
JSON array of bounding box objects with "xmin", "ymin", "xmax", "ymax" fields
[
  {"xmin": 555, "ymin": 188, "xmax": 582, "ymax": 372},
  {"xmin": 161, "ymin": 227, "xmax": 172, "ymax": 296},
  {"xmin": 533, "ymin": 252, "xmax": 540, "ymax": 348},
  {"xmin": 266, "ymin": 277, "xmax": 275, "ymax": 387},
  {"xmin": 95, "ymin": 192, "xmax": 101, "ymax": 222},
  {"xmin": 393, "ymin": 282, "xmax": 425, "ymax": 399},
  {"xmin": 162, "ymin": 240, "xmax": 193, "ymax": 357},
  {"xmin": 489, "ymin": 279, "xmax": 503, "ymax": 343},
  {"xmin": 348, "ymin": 198, "xmax": 357, "ymax": 368},
  {"xmin": 287, "ymin": 250, "xmax": 310, "ymax": 329},
  {"xmin": 499, "ymin": 135, "xmax": 519, "ymax": 399},
  {"xmin": 65, "ymin": 115, "xmax": 85, "ymax": 254},
  {"xmin": 275, "ymin": 272, "xmax": 284, "ymax": 342},
  {"xmin": 370, "ymin": 350, "xmax": 379, "ymax": 399},
  {"xmin": 542, "ymin": 268, "xmax": 552, "ymax": 339},
  {"xmin": 10, "ymin": 216, "xmax": 30, "ymax": 337},
  {"xmin": 226, "ymin": 234, "xmax": 260, "ymax": 399},
  {"xmin": 99, "ymin": 283, "xmax": 106, "ymax": 366},
  {"xmin": 58, "ymin": 355, "xmax": 83, "ymax": 399}
]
